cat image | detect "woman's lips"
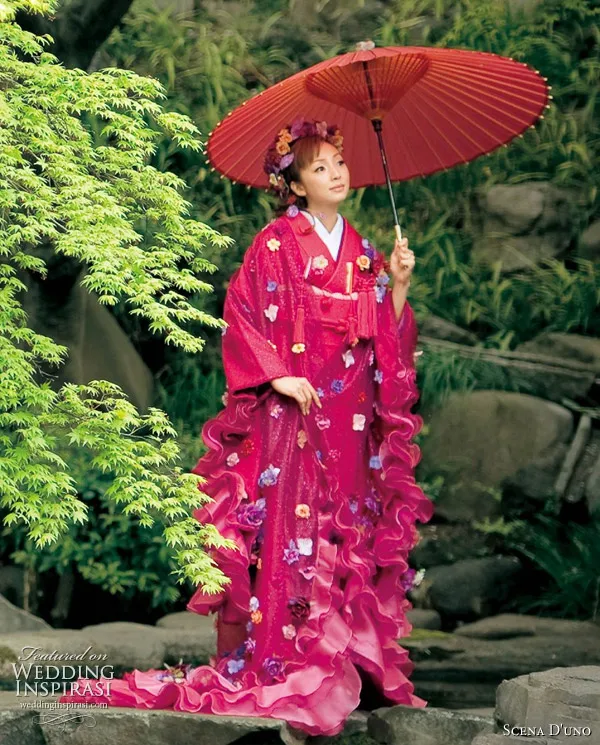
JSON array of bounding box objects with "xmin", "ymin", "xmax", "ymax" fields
[{"xmin": 330, "ymin": 185, "xmax": 346, "ymax": 192}]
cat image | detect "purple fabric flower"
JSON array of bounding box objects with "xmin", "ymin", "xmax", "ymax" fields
[
  {"xmin": 369, "ymin": 455, "xmax": 382, "ymax": 469},
  {"xmin": 400, "ymin": 568, "xmax": 417, "ymax": 593},
  {"xmin": 279, "ymin": 153, "xmax": 295, "ymax": 171},
  {"xmin": 375, "ymin": 285, "xmax": 386, "ymax": 303},
  {"xmin": 258, "ymin": 464, "xmax": 280, "ymax": 487},
  {"xmin": 376, "ymin": 272, "xmax": 390, "ymax": 286},
  {"xmin": 227, "ymin": 658, "xmax": 245, "ymax": 674},
  {"xmin": 365, "ymin": 492, "xmax": 382, "ymax": 515},
  {"xmin": 316, "ymin": 387, "xmax": 325, "ymax": 399},
  {"xmin": 349, "ymin": 499, "xmax": 359, "ymax": 514},
  {"xmin": 361, "ymin": 238, "xmax": 375, "ymax": 260},
  {"xmin": 289, "ymin": 117, "xmax": 307, "ymax": 139},
  {"xmin": 263, "ymin": 657, "xmax": 285, "ymax": 679},
  {"xmin": 237, "ymin": 498, "xmax": 267, "ymax": 527},
  {"xmin": 283, "ymin": 539, "xmax": 300, "ymax": 564},
  {"xmin": 246, "ymin": 621, "xmax": 253, "ymax": 632},
  {"xmin": 286, "ymin": 204, "xmax": 299, "ymax": 218},
  {"xmin": 330, "ymin": 379, "xmax": 344, "ymax": 394},
  {"xmin": 244, "ymin": 637, "xmax": 256, "ymax": 654},
  {"xmin": 374, "ymin": 369, "xmax": 383, "ymax": 384},
  {"xmin": 267, "ymin": 280, "xmax": 278, "ymax": 292}
]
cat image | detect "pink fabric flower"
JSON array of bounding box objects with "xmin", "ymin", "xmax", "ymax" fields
[
  {"xmin": 283, "ymin": 539, "xmax": 300, "ymax": 564},
  {"xmin": 297, "ymin": 538, "xmax": 313, "ymax": 556},
  {"xmin": 315, "ymin": 415, "xmax": 331, "ymax": 430},
  {"xmin": 352, "ymin": 414, "xmax": 366, "ymax": 431},
  {"xmin": 270, "ymin": 403, "xmax": 283, "ymax": 419},
  {"xmin": 282, "ymin": 624, "xmax": 296, "ymax": 640},
  {"xmin": 295, "ymin": 503, "xmax": 310, "ymax": 518},
  {"xmin": 264, "ymin": 304, "xmax": 279, "ymax": 322}
]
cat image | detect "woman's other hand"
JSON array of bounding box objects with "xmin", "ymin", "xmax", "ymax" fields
[
  {"xmin": 270, "ymin": 376, "xmax": 322, "ymax": 415},
  {"xmin": 390, "ymin": 236, "xmax": 415, "ymax": 285}
]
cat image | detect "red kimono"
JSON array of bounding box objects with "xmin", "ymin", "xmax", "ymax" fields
[{"xmin": 59, "ymin": 210, "xmax": 433, "ymax": 737}]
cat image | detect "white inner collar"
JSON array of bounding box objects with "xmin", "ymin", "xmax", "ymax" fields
[{"xmin": 301, "ymin": 211, "xmax": 344, "ymax": 261}]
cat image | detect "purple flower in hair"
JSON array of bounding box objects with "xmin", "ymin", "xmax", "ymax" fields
[
  {"xmin": 279, "ymin": 153, "xmax": 294, "ymax": 170},
  {"xmin": 286, "ymin": 204, "xmax": 299, "ymax": 218}
]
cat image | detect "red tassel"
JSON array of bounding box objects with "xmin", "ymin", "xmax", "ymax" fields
[
  {"xmin": 356, "ymin": 288, "xmax": 378, "ymax": 340},
  {"xmin": 347, "ymin": 313, "xmax": 358, "ymax": 347},
  {"xmin": 293, "ymin": 305, "xmax": 305, "ymax": 345}
]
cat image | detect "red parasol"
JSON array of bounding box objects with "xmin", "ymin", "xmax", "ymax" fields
[{"xmin": 207, "ymin": 41, "xmax": 551, "ymax": 238}]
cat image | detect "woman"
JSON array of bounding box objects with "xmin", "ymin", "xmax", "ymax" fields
[{"xmin": 59, "ymin": 118, "xmax": 433, "ymax": 739}]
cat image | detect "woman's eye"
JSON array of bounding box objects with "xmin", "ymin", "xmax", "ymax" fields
[
  {"xmin": 338, "ymin": 160, "xmax": 345, "ymax": 165},
  {"xmin": 315, "ymin": 166, "xmax": 324, "ymax": 172}
]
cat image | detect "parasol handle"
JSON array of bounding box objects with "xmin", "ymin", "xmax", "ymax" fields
[{"xmin": 371, "ymin": 118, "xmax": 403, "ymax": 242}]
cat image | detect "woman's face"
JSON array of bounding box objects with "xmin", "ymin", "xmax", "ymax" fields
[{"xmin": 290, "ymin": 141, "xmax": 350, "ymax": 208}]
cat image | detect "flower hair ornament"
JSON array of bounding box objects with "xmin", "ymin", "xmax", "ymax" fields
[{"xmin": 263, "ymin": 118, "xmax": 344, "ymax": 203}]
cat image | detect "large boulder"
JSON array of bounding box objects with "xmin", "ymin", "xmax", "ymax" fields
[
  {"xmin": 0, "ymin": 594, "xmax": 51, "ymax": 633},
  {"xmin": 473, "ymin": 182, "xmax": 574, "ymax": 272},
  {"xmin": 410, "ymin": 557, "xmax": 523, "ymax": 625},
  {"xmin": 495, "ymin": 666, "xmax": 600, "ymax": 744},
  {"xmin": 368, "ymin": 705, "xmax": 493, "ymax": 745},
  {"xmin": 411, "ymin": 524, "xmax": 492, "ymax": 569},
  {"xmin": 404, "ymin": 618, "xmax": 600, "ymax": 709},
  {"xmin": 419, "ymin": 391, "xmax": 573, "ymax": 522},
  {"xmin": 515, "ymin": 333, "xmax": 600, "ymax": 372},
  {"xmin": 578, "ymin": 220, "xmax": 600, "ymax": 261},
  {"xmin": 23, "ymin": 268, "xmax": 154, "ymax": 412}
]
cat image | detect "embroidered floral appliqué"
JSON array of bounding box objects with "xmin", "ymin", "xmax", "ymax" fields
[
  {"xmin": 258, "ymin": 464, "xmax": 280, "ymax": 487},
  {"xmin": 297, "ymin": 538, "xmax": 313, "ymax": 556},
  {"xmin": 295, "ymin": 503, "xmax": 310, "ymax": 518},
  {"xmin": 330, "ymin": 379, "xmax": 344, "ymax": 394},
  {"xmin": 353, "ymin": 414, "xmax": 366, "ymax": 431},
  {"xmin": 312, "ymin": 254, "xmax": 329, "ymax": 274},
  {"xmin": 269, "ymin": 403, "xmax": 283, "ymax": 419},
  {"xmin": 283, "ymin": 539, "xmax": 300, "ymax": 564},
  {"xmin": 263, "ymin": 657, "xmax": 285, "ymax": 680},
  {"xmin": 264, "ymin": 304, "xmax": 279, "ymax": 322},
  {"xmin": 267, "ymin": 238, "xmax": 281, "ymax": 252},
  {"xmin": 282, "ymin": 624, "xmax": 297, "ymax": 640},
  {"xmin": 342, "ymin": 349, "xmax": 355, "ymax": 368},
  {"xmin": 315, "ymin": 414, "xmax": 331, "ymax": 430}
]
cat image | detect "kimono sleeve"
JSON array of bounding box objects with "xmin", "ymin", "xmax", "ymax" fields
[
  {"xmin": 221, "ymin": 237, "xmax": 292, "ymax": 396},
  {"xmin": 374, "ymin": 248, "xmax": 418, "ymax": 365}
]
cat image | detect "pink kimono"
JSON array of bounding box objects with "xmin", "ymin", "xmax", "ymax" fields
[{"xmin": 59, "ymin": 209, "xmax": 433, "ymax": 737}]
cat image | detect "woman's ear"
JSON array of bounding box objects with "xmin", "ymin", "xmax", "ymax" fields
[{"xmin": 290, "ymin": 180, "xmax": 306, "ymax": 198}]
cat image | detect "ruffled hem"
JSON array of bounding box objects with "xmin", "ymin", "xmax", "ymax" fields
[{"xmin": 58, "ymin": 523, "xmax": 425, "ymax": 737}]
